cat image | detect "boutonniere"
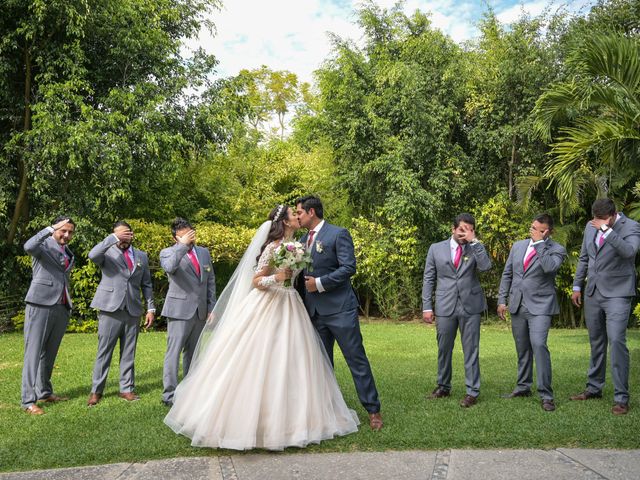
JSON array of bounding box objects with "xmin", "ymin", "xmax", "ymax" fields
[
  {"xmin": 204, "ymin": 265, "xmax": 211, "ymax": 272},
  {"xmin": 315, "ymin": 241, "xmax": 324, "ymax": 253},
  {"xmin": 136, "ymin": 261, "xmax": 142, "ymax": 268},
  {"xmin": 463, "ymin": 256, "xmax": 469, "ymax": 262}
]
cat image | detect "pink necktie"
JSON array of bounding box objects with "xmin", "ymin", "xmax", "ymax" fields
[
  {"xmin": 307, "ymin": 230, "xmax": 316, "ymax": 249},
  {"xmin": 61, "ymin": 246, "xmax": 69, "ymax": 270},
  {"xmin": 598, "ymin": 234, "xmax": 605, "ymax": 247},
  {"xmin": 523, "ymin": 248, "xmax": 536, "ymax": 271},
  {"xmin": 453, "ymin": 244, "xmax": 462, "ymax": 269},
  {"xmin": 60, "ymin": 246, "xmax": 69, "ymax": 304},
  {"xmin": 188, "ymin": 250, "xmax": 201, "ymax": 276},
  {"xmin": 123, "ymin": 250, "xmax": 134, "ymax": 271}
]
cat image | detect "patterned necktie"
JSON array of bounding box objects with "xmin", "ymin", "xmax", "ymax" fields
[
  {"xmin": 188, "ymin": 249, "xmax": 201, "ymax": 276},
  {"xmin": 453, "ymin": 244, "xmax": 462, "ymax": 269},
  {"xmin": 523, "ymin": 248, "xmax": 536, "ymax": 271},
  {"xmin": 123, "ymin": 249, "xmax": 134, "ymax": 271},
  {"xmin": 307, "ymin": 230, "xmax": 316, "ymax": 249}
]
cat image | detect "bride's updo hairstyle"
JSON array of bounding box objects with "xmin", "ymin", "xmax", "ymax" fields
[{"xmin": 256, "ymin": 204, "xmax": 289, "ymax": 263}]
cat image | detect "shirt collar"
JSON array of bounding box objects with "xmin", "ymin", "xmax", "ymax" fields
[
  {"xmin": 311, "ymin": 220, "xmax": 325, "ymax": 235},
  {"xmin": 450, "ymin": 237, "xmax": 460, "ymax": 250}
]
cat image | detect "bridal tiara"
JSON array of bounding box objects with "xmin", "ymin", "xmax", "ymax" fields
[{"xmin": 274, "ymin": 204, "xmax": 286, "ymax": 222}]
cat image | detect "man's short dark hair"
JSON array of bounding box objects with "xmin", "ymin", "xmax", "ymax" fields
[
  {"xmin": 534, "ymin": 213, "xmax": 554, "ymax": 231},
  {"xmin": 52, "ymin": 215, "xmax": 75, "ymax": 227},
  {"xmin": 453, "ymin": 213, "xmax": 475, "ymax": 229},
  {"xmin": 171, "ymin": 217, "xmax": 194, "ymax": 238},
  {"xmin": 592, "ymin": 198, "xmax": 616, "ymax": 218},
  {"xmin": 113, "ymin": 220, "xmax": 132, "ymax": 231},
  {"xmin": 295, "ymin": 195, "xmax": 324, "ymax": 219}
]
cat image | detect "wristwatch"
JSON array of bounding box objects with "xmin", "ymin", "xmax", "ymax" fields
[{"xmin": 600, "ymin": 224, "xmax": 609, "ymax": 232}]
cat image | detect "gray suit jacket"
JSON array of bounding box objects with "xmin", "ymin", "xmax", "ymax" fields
[
  {"xmin": 422, "ymin": 239, "xmax": 492, "ymax": 316},
  {"xmin": 300, "ymin": 223, "xmax": 359, "ymax": 317},
  {"xmin": 88, "ymin": 234, "xmax": 154, "ymax": 316},
  {"xmin": 573, "ymin": 214, "xmax": 640, "ymax": 298},
  {"xmin": 160, "ymin": 243, "xmax": 216, "ymax": 321},
  {"xmin": 498, "ymin": 238, "xmax": 567, "ymax": 315},
  {"xmin": 24, "ymin": 227, "xmax": 75, "ymax": 308}
]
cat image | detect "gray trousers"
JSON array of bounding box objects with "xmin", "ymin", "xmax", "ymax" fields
[
  {"xmin": 511, "ymin": 305, "xmax": 553, "ymax": 400},
  {"xmin": 584, "ymin": 288, "xmax": 631, "ymax": 404},
  {"xmin": 311, "ymin": 308, "xmax": 381, "ymax": 414},
  {"xmin": 21, "ymin": 303, "xmax": 70, "ymax": 408},
  {"xmin": 436, "ymin": 299, "xmax": 481, "ymax": 396},
  {"xmin": 90, "ymin": 310, "xmax": 139, "ymax": 394},
  {"xmin": 162, "ymin": 314, "xmax": 205, "ymax": 403}
]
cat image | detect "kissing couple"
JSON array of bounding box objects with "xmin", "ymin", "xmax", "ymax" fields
[{"xmin": 164, "ymin": 195, "xmax": 383, "ymax": 450}]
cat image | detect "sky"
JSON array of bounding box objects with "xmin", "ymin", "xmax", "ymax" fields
[{"xmin": 186, "ymin": 0, "xmax": 596, "ymax": 84}]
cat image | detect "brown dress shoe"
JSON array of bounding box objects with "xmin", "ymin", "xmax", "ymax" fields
[
  {"xmin": 506, "ymin": 390, "xmax": 532, "ymax": 398},
  {"xmin": 38, "ymin": 394, "xmax": 69, "ymax": 403},
  {"xmin": 612, "ymin": 403, "xmax": 629, "ymax": 415},
  {"xmin": 542, "ymin": 399, "xmax": 556, "ymax": 411},
  {"xmin": 118, "ymin": 392, "xmax": 140, "ymax": 402},
  {"xmin": 459, "ymin": 394, "xmax": 478, "ymax": 408},
  {"xmin": 24, "ymin": 404, "xmax": 45, "ymax": 415},
  {"xmin": 87, "ymin": 393, "xmax": 102, "ymax": 407},
  {"xmin": 369, "ymin": 412, "xmax": 383, "ymax": 431},
  {"xmin": 428, "ymin": 387, "xmax": 451, "ymax": 399},
  {"xmin": 569, "ymin": 390, "xmax": 602, "ymax": 401}
]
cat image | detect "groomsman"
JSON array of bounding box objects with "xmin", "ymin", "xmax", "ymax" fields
[
  {"xmin": 160, "ymin": 218, "xmax": 216, "ymax": 407},
  {"xmin": 422, "ymin": 213, "xmax": 492, "ymax": 407},
  {"xmin": 570, "ymin": 198, "xmax": 640, "ymax": 415},
  {"xmin": 497, "ymin": 214, "xmax": 567, "ymax": 411},
  {"xmin": 21, "ymin": 216, "xmax": 75, "ymax": 415},
  {"xmin": 87, "ymin": 221, "xmax": 154, "ymax": 406}
]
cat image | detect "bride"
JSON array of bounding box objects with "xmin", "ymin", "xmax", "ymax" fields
[{"xmin": 164, "ymin": 205, "xmax": 359, "ymax": 450}]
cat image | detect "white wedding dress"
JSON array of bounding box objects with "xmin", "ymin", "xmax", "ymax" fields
[{"xmin": 164, "ymin": 234, "xmax": 359, "ymax": 450}]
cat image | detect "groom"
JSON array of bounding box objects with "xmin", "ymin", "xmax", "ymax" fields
[{"xmin": 295, "ymin": 195, "xmax": 383, "ymax": 430}]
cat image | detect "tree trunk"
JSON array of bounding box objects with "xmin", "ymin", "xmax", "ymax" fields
[
  {"xmin": 508, "ymin": 132, "xmax": 516, "ymax": 200},
  {"xmin": 6, "ymin": 46, "xmax": 32, "ymax": 245}
]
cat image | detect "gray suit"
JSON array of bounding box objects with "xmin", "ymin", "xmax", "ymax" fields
[
  {"xmin": 88, "ymin": 234, "xmax": 154, "ymax": 394},
  {"xmin": 573, "ymin": 214, "xmax": 640, "ymax": 404},
  {"xmin": 21, "ymin": 227, "xmax": 74, "ymax": 408},
  {"xmin": 300, "ymin": 222, "xmax": 380, "ymax": 414},
  {"xmin": 498, "ymin": 238, "xmax": 567, "ymax": 400},
  {"xmin": 160, "ymin": 243, "xmax": 216, "ymax": 403},
  {"xmin": 422, "ymin": 239, "xmax": 492, "ymax": 396}
]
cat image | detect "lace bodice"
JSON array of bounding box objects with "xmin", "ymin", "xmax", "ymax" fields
[{"xmin": 256, "ymin": 241, "xmax": 302, "ymax": 288}]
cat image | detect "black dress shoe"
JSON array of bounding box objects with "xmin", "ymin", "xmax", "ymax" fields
[
  {"xmin": 427, "ymin": 387, "xmax": 451, "ymax": 399},
  {"xmin": 162, "ymin": 400, "xmax": 173, "ymax": 407}
]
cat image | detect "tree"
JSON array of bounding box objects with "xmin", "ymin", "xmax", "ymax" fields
[{"xmin": 534, "ymin": 33, "xmax": 640, "ymax": 216}]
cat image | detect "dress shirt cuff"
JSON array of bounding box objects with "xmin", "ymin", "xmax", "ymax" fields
[
  {"xmin": 147, "ymin": 309, "xmax": 156, "ymax": 313},
  {"xmin": 111, "ymin": 233, "xmax": 119, "ymax": 241},
  {"xmin": 46, "ymin": 226, "xmax": 55, "ymax": 234},
  {"xmin": 315, "ymin": 277, "xmax": 325, "ymax": 293},
  {"xmin": 572, "ymin": 286, "xmax": 581, "ymax": 292},
  {"xmin": 469, "ymin": 239, "xmax": 479, "ymax": 245},
  {"xmin": 602, "ymin": 229, "xmax": 613, "ymax": 239},
  {"xmin": 532, "ymin": 239, "xmax": 545, "ymax": 245},
  {"xmin": 423, "ymin": 309, "xmax": 433, "ymax": 313}
]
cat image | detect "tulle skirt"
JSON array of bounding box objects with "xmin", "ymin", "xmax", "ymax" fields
[{"xmin": 164, "ymin": 285, "xmax": 359, "ymax": 450}]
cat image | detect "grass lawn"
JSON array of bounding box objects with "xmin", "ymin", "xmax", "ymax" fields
[{"xmin": 1, "ymin": 322, "xmax": 639, "ymax": 472}]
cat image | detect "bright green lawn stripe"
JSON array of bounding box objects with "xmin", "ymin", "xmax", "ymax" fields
[{"xmin": 0, "ymin": 324, "xmax": 638, "ymax": 472}]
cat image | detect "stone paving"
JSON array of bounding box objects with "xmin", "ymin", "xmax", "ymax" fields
[{"xmin": 2, "ymin": 449, "xmax": 640, "ymax": 480}]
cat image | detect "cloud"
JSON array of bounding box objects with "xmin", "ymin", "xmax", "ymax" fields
[{"xmin": 184, "ymin": 0, "xmax": 595, "ymax": 84}]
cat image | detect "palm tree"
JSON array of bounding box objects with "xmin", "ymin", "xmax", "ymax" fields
[{"xmin": 533, "ymin": 33, "xmax": 640, "ymax": 218}]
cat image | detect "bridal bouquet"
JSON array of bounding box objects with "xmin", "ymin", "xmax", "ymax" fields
[{"xmin": 271, "ymin": 241, "xmax": 313, "ymax": 287}]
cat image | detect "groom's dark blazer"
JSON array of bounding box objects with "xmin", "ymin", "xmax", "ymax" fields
[{"xmin": 300, "ymin": 223, "xmax": 359, "ymax": 316}]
